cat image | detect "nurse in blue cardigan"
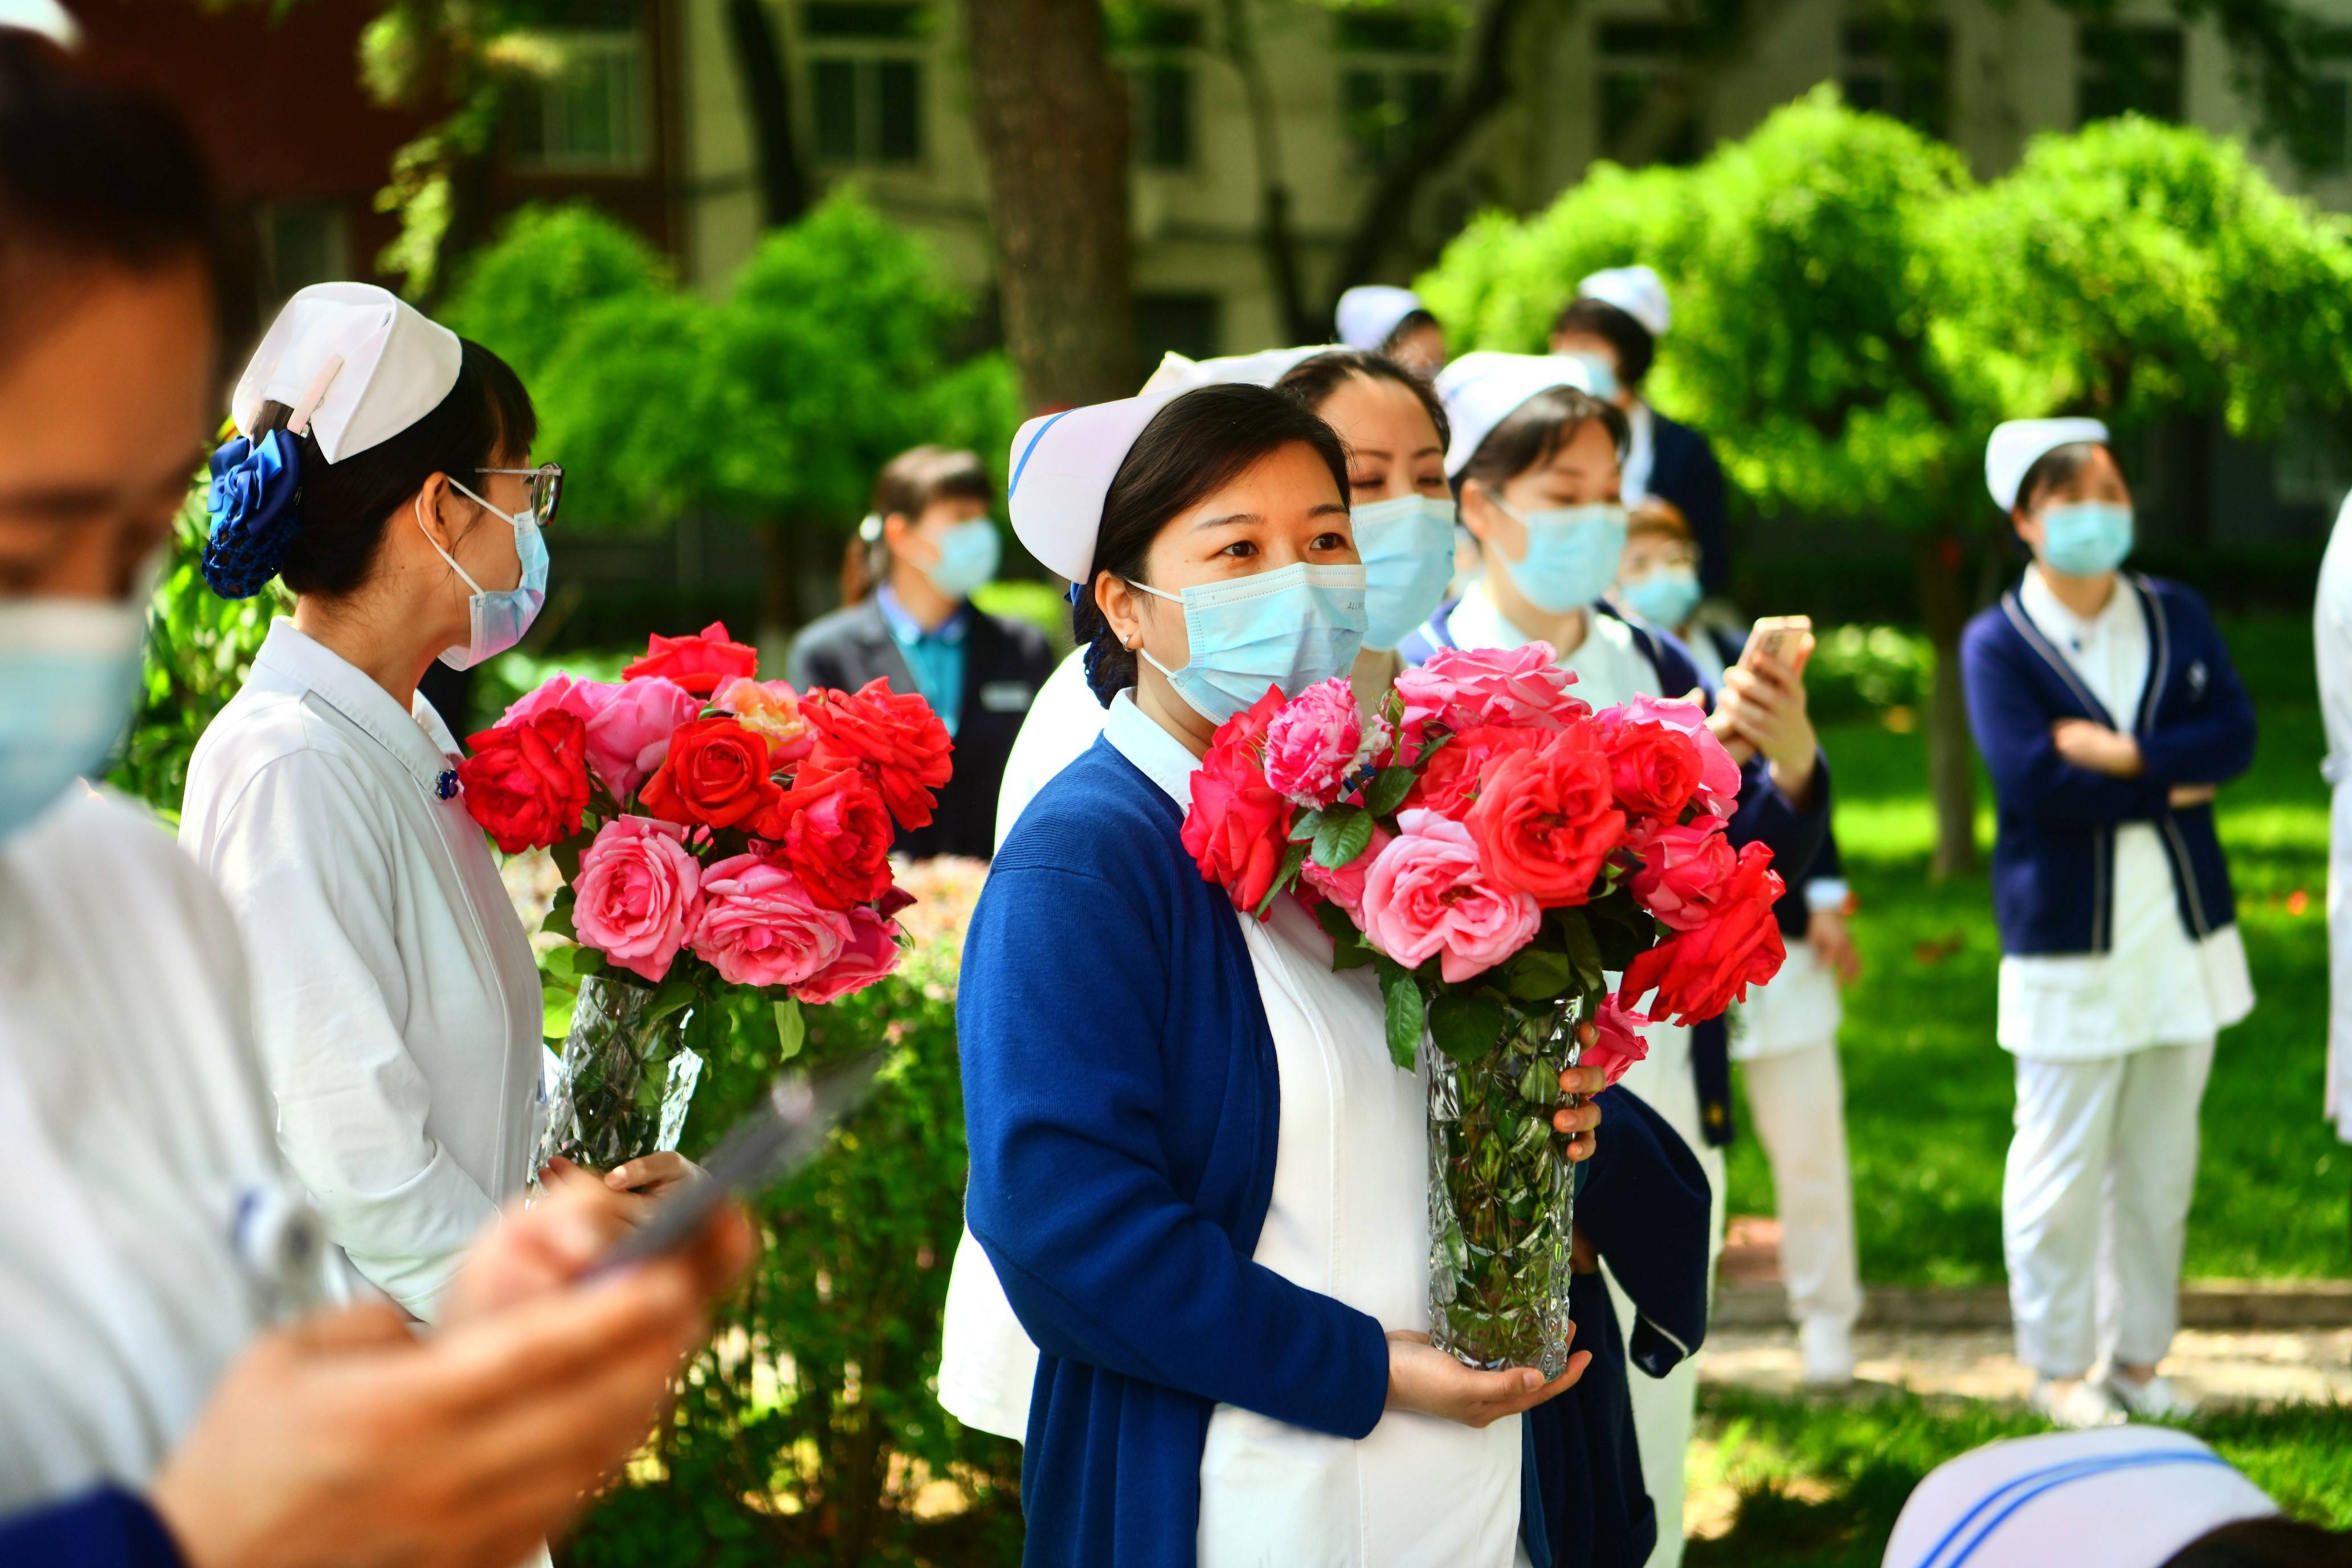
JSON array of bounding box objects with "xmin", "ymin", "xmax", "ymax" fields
[
  {"xmin": 962, "ymin": 382, "xmax": 1612, "ymax": 1568},
  {"xmin": 1962, "ymin": 420, "xmax": 2255, "ymax": 1431}
]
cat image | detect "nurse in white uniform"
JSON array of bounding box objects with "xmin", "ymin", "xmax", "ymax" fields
[
  {"xmin": 2315, "ymin": 492, "xmax": 2352, "ymax": 1146},
  {"xmin": 178, "ymin": 284, "xmax": 683, "ymax": 1321}
]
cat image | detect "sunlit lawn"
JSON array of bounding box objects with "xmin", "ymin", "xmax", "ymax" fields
[{"xmin": 1726, "ymin": 616, "xmax": 2350, "ymax": 1283}]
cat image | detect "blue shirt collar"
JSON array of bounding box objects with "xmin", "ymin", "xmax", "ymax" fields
[{"xmin": 877, "ymin": 583, "xmax": 970, "ymax": 646}]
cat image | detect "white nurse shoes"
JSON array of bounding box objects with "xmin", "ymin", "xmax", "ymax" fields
[
  {"xmin": 2030, "ymin": 1376, "xmax": 2127, "ymax": 1429},
  {"xmin": 1799, "ymin": 1317, "xmax": 1856, "ymax": 1387},
  {"xmin": 2103, "ymin": 1369, "xmax": 2197, "ymax": 1419}
]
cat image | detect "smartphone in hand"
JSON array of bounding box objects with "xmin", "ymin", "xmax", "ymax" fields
[{"xmin": 1741, "ymin": 615, "xmax": 1814, "ymax": 675}]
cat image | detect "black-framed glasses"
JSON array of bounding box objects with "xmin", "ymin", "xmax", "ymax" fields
[{"xmin": 476, "ymin": 463, "xmax": 564, "ymax": 526}]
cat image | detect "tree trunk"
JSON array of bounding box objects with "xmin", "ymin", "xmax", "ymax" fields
[
  {"xmin": 758, "ymin": 518, "xmax": 796, "ymax": 667},
  {"xmin": 963, "ymin": 0, "xmax": 1138, "ymax": 409},
  {"xmin": 1916, "ymin": 529, "xmax": 1978, "ymax": 881},
  {"xmin": 1219, "ymin": 0, "xmax": 1316, "ymax": 344},
  {"xmin": 726, "ymin": 0, "xmax": 809, "ymax": 227}
]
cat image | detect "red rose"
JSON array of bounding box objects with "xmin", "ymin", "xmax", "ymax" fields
[
  {"xmin": 1598, "ymin": 713, "xmax": 1704, "ymax": 822},
  {"xmin": 459, "ymin": 710, "xmax": 591, "ymax": 854},
  {"xmin": 1618, "ymin": 842, "xmax": 1787, "ymax": 1024},
  {"xmin": 622, "ymin": 620, "xmax": 760, "ymax": 698},
  {"xmin": 637, "ymin": 716, "xmax": 783, "ymax": 831},
  {"xmin": 1182, "ymin": 716, "xmax": 1296, "ymax": 917},
  {"xmin": 1463, "ymin": 727, "xmax": 1625, "ymax": 905},
  {"xmin": 801, "ymin": 679, "xmax": 954, "ymax": 831},
  {"xmin": 1626, "ymin": 815, "xmax": 1738, "ymax": 932},
  {"xmin": 772, "ymin": 768, "xmax": 896, "ymax": 910},
  {"xmin": 1402, "ymin": 723, "xmax": 1541, "ymax": 819},
  {"xmin": 1586, "ymin": 995, "xmax": 1653, "ymax": 1086}
]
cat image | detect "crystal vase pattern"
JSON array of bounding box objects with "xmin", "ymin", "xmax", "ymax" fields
[
  {"xmin": 536, "ymin": 973, "xmax": 704, "ymax": 1177},
  {"xmin": 1426, "ymin": 1001, "xmax": 1582, "ymax": 1375}
]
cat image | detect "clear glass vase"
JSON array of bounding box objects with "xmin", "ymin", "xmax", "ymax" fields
[
  {"xmin": 536, "ymin": 973, "xmax": 704, "ymax": 1179},
  {"xmin": 1426, "ymin": 999, "xmax": 1583, "ymax": 1375}
]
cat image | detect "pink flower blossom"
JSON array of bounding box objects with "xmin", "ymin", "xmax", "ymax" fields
[
  {"xmin": 1359, "ymin": 809, "xmax": 1540, "ymax": 983},
  {"xmin": 1300, "ymin": 824, "xmax": 1394, "ymax": 924},
  {"xmin": 505, "ymin": 673, "xmax": 701, "ymax": 801},
  {"xmin": 1585, "ymin": 995, "xmax": 1652, "ymax": 1086},
  {"xmin": 1395, "ymin": 643, "xmax": 1590, "ymax": 745},
  {"xmin": 685, "ymin": 853, "xmax": 851, "ymax": 989},
  {"xmin": 1626, "ymin": 815, "xmax": 1738, "ymax": 932},
  {"xmin": 571, "ymin": 815, "xmax": 703, "ymax": 982},
  {"xmin": 1264, "ymin": 677, "xmax": 1383, "ymax": 807},
  {"xmin": 794, "ymin": 906, "xmax": 906, "ymax": 1004},
  {"xmin": 1597, "ymin": 693, "xmax": 1742, "ymax": 815},
  {"xmin": 714, "ymin": 676, "xmax": 816, "ymax": 767}
]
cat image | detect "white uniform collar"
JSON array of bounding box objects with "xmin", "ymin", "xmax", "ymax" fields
[
  {"xmin": 2020, "ymin": 565, "xmax": 2137, "ymax": 644},
  {"xmin": 1100, "ymin": 689, "xmax": 1201, "ymax": 809},
  {"xmin": 251, "ymin": 619, "xmax": 462, "ymax": 796}
]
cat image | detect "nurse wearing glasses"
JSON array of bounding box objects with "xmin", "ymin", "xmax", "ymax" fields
[{"xmin": 179, "ymin": 285, "xmax": 687, "ymax": 1321}]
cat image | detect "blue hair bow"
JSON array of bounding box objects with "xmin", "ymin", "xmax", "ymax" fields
[{"xmin": 202, "ymin": 428, "xmax": 303, "ymax": 599}]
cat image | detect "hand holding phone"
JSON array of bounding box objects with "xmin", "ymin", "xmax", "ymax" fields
[{"xmin": 1741, "ymin": 614, "xmax": 1815, "ymax": 675}]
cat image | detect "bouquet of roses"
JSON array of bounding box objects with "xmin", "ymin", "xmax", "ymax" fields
[
  {"xmin": 1182, "ymin": 643, "xmax": 1787, "ymax": 1371},
  {"xmin": 457, "ymin": 621, "xmax": 953, "ymax": 1172}
]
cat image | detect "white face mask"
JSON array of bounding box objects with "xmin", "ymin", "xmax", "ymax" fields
[
  {"xmin": 1130, "ymin": 562, "xmax": 1369, "ymax": 725},
  {"xmin": 0, "ymin": 596, "xmax": 148, "ymax": 839},
  {"xmin": 417, "ymin": 480, "xmax": 549, "ymax": 671}
]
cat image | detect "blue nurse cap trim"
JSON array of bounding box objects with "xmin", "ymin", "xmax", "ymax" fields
[{"xmin": 1008, "ymin": 409, "xmax": 1074, "ymax": 500}]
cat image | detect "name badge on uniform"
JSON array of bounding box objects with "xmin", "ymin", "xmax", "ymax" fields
[
  {"xmin": 2187, "ymin": 659, "xmax": 2208, "ymax": 699},
  {"xmin": 979, "ymin": 681, "xmax": 1035, "ymax": 713}
]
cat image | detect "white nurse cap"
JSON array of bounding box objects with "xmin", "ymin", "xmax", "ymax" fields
[
  {"xmin": 1985, "ymin": 416, "xmax": 2109, "ymax": 512},
  {"xmin": 232, "ymin": 282, "xmax": 464, "ymax": 465},
  {"xmin": 1881, "ymin": 1428, "xmax": 2275, "ymax": 1568},
  {"xmin": 1434, "ymin": 350, "xmax": 1598, "ymax": 478},
  {"xmin": 1007, "ymin": 391, "xmax": 1181, "ymax": 585},
  {"xmin": 1577, "ymin": 266, "xmax": 1672, "ymax": 341},
  {"xmin": 0, "ymin": 0, "xmax": 81, "ymax": 46},
  {"xmin": 1141, "ymin": 344, "xmax": 1342, "ymax": 397},
  {"xmin": 1335, "ymin": 285, "xmax": 1426, "ymax": 353}
]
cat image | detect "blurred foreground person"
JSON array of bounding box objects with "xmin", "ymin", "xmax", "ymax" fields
[
  {"xmin": 1963, "ymin": 419, "xmax": 2255, "ymax": 1429},
  {"xmin": 1882, "ymin": 1427, "xmax": 2343, "ymax": 1568},
  {"xmin": 0, "ymin": 30, "xmax": 749, "ymax": 1564}
]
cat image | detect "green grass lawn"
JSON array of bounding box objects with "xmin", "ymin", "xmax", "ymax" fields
[
  {"xmin": 1685, "ymin": 1387, "xmax": 2352, "ymax": 1567},
  {"xmin": 1725, "ymin": 615, "xmax": 2350, "ymax": 1283}
]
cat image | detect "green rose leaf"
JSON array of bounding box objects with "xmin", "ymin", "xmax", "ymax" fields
[
  {"xmin": 1289, "ymin": 808, "xmax": 1325, "ymax": 844},
  {"xmin": 1379, "ymin": 964, "xmax": 1425, "ymax": 1071},
  {"xmin": 571, "ymin": 946, "xmax": 607, "ymax": 976},
  {"xmin": 1584, "ymin": 883, "xmax": 1659, "ymax": 973},
  {"xmin": 1314, "ymin": 899, "xmax": 1375, "ymax": 970},
  {"xmin": 1504, "ymin": 943, "xmax": 1576, "ymax": 1002},
  {"xmin": 550, "ymin": 839, "xmax": 584, "ymax": 884},
  {"xmin": 1311, "ymin": 804, "xmax": 1374, "ymax": 870},
  {"xmin": 1360, "ymin": 765, "xmax": 1416, "ymax": 818},
  {"xmin": 1429, "ymin": 989, "xmax": 1510, "ymax": 1064},
  {"xmin": 541, "ymin": 983, "xmax": 578, "ymax": 1041},
  {"xmin": 541, "ymin": 897, "xmax": 578, "ymax": 943},
  {"xmin": 774, "ymin": 996, "xmax": 806, "ymax": 1061},
  {"xmin": 1253, "ymin": 839, "xmax": 1312, "ymax": 919},
  {"xmin": 1558, "ymin": 908, "xmax": 1607, "ymax": 993}
]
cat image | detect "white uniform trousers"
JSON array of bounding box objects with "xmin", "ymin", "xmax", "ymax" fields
[
  {"xmin": 2002, "ymin": 1037, "xmax": 2215, "ymax": 1378},
  {"xmin": 1738, "ymin": 1039, "xmax": 1863, "ymax": 1329},
  {"xmin": 1604, "ymin": 1024, "xmax": 1724, "ymax": 1568}
]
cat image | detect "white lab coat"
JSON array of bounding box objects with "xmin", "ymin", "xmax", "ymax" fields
[
  {"xmin": 0, "ymin": 786, "xmax": 324, "ymax": 1508},
  {"xmin": 2320, "ymin": 497, "xmax": 2352, "ymax": 1142},
  {"xmin": 180, "ymin": 620, "xmax": 545, "ymax": 1320}
]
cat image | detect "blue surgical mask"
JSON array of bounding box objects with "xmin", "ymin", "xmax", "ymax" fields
[
  {"xmin": 922, "ymin": 518, "xmax": 1002, "ymax": 601},
  {"xmin": 1493, "ymin": 499, "xmax": 1630, "ymax": 615},
  {"xmin": 1353, "ymin": 493, "xmax": 1457, "ymax": 650},
  {"xmin": 0, "ymin": 598, "xmax": 146, "ymax": 840},
  {"xmin": 2039, "ymin": 501, "xmax": 2134, "ymax": 578},
  {"xmin": 1131, "ymin": 562, "xmax": 1368, "ymax": 725},
  {"xmin": 1619, "ymin": 564, "xmax": 1701, "ymax": 630},
  {"xmin": 423, "ymin": 480, "xmax": 549, "ymax": 671},
  {"xmin": 1557, "ymin": 350, "xmax": 1620, "ymax": 403}
]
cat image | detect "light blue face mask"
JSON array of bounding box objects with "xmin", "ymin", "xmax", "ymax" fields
[
  {"xmin": 922, "ymin": 518, "xmax": 1003, "ymax": 601},
  {"xmin": 0, "ymin": 598, "xmax": 146, "ymax": 840},
  {"xmin": 1131, "ymin": 562, "xmax": 1368, "ymax": 725},
  {"xmin": 1352, "ymin": 493, "xmax": 1457, "ymax": 650},
  {"xmin": 424, "ymin": 480, "xmax": 549, "ymax": 671},
  {"xmin": 1619, "ymin": 563, "xmax": 1702, "ymax": 630},
  {"xmin": 2038, "ymin": 501, "xmax": 2134, "ymax": 578},
  {"xmin": 1492, "ymin": 498, "xmax": 1630, "ymax": 615},
  {"xmin": 1557, "ymin": 350, "xmax": 1620, "ymax": 403}
]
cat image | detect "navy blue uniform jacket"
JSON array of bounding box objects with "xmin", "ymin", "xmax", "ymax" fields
[
  {"xmin": 1961, "ymin": 574, "xmax": 2252, "ymax": 956},
  {"xmin": 1648, "ymin": 411, "xmax": 1730, "ymax": 596}
]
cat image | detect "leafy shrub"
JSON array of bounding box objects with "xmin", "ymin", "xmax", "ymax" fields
[{"xmin": 1805, "ymin": 624, "xmax": 1934, "ymax": 726}]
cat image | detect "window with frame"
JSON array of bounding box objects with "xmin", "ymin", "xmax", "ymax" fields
[
  {"xmin": 806, "ymin": 2, "xmax": 925, "ymax": 166},
  {"xmin": 1120, "ymin": 7, "xmax": 1204, "ymax": 171},
  {"xmin": 511, "ymin": 26, "xmax": 652, "ymax": 173},
  {"xmin": 1842, "ymin": 15, "xmax": 1951, "ymax": 139},
  {"xmin": 2077, "ymin": 23, "xmax": 2185, "ymax": 125},
  {"xmin": 1597, "ymin": 20, "xmax": 1700, "ymax": 165},
  {"xmin": 1335, "ymin": 10, "xmax": 1459, "ymax": 164}
]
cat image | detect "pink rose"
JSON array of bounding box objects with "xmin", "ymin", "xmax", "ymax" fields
[
  {"xmin": 1626, "ymin": 815, "xmax": 1738, "ymax": 932},
  {"xmin": 571, "ymin": 815, "xmax": 703, "ymax": 982},
  {"xmin": 1396, "ymin": 644, "xmax": 1590, "ymax": 745},
  {"xmin": 1585, "ymin": 995, "xmax": 1652, "ymax": 1086},
  {"xmin": 714, "ymin": 676, "xmax": 816, "ymax": 767},
  {"xmin": 794, "ymin": 906, "xmax": 906, "ymax": 1004},
  {"xmin": 685, "ymin": 853, "xmax": 851, "ymax": 989},
  {"xmin": 504, "ymin": 673, "xmax": 701, "ymax": 801},
  {"xmin": 1359, "ymin": 809, "xmax": 1541, "ymax": 983},
  {"xmin": 1263, "ymin": 677, "xmax": 1366, "ymax": 807},
  {"xmin": 1300, "ymin": 824, "xmax": 1394, "ymax": 924},
  {"xmin": 1597, "ymin": 693, "xmax": 1742, "ymax": 815}
]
